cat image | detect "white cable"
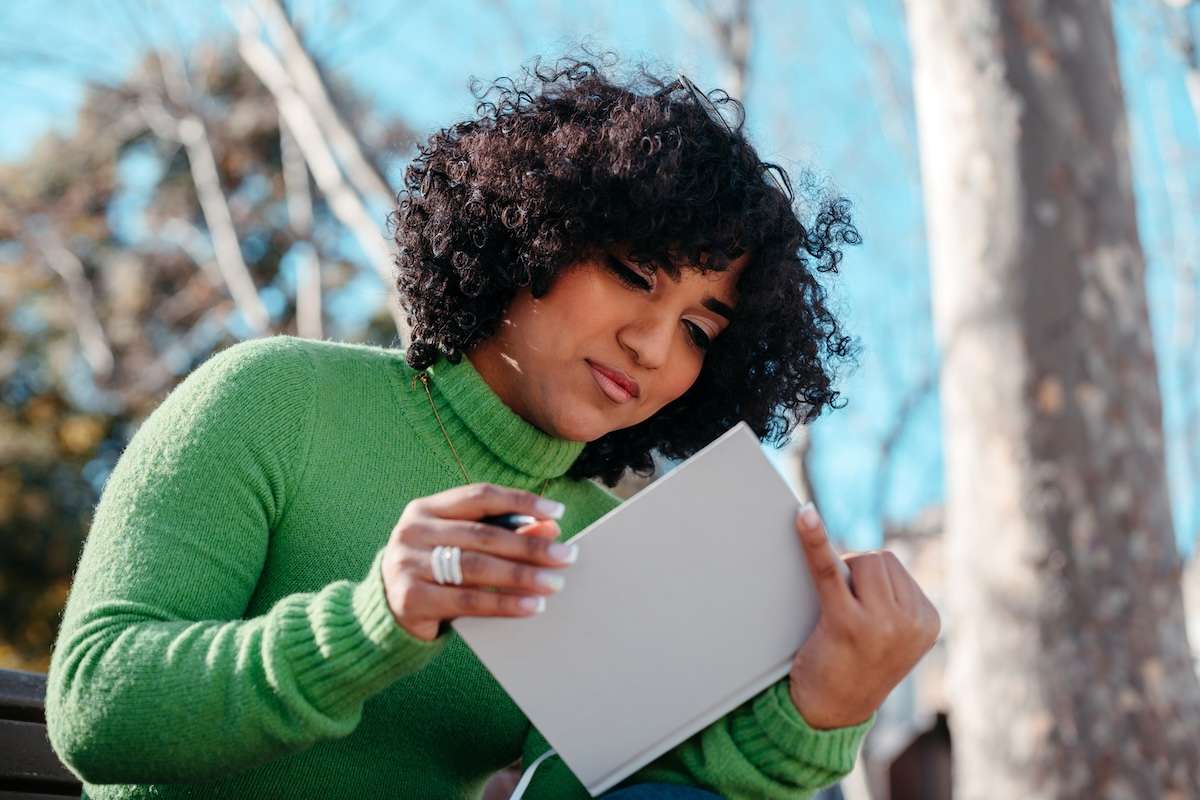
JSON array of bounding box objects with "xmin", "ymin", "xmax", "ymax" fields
[{"xmin": 508, "ymin": 747, "xmax": 559, "ymax": 799}]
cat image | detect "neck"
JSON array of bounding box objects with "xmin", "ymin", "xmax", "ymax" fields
[
  {"xmin": 465, "ymin": 341, "xmax": 542, "ymax": 433},
  {"xmin": 409, "ymin": 343, "xmax": 586, "ymax": 482}
]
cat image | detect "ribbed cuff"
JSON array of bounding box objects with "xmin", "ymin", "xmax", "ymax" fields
[
  {"xmin": 747, "ymin": 679, "xmax": 876, "ymax": 776},
  {"xmin": 351, "ymin": 547, "xmax": 449, "ymax": 653},
  {"xmin": 274, "ymin": 547, "xmax": 451, "ymax": 719}
]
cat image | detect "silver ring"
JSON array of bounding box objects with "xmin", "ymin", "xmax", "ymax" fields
[
  {"xmin": 431, "ymin": 545, "xmax": 463, "ymax": 586},
  {"xmin": 432, "ymin": 546, "xmax": 449, "ymax": 584}
]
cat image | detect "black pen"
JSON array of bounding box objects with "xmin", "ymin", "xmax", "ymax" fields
[{"xmin": 479, "ymin": 513, "xmax": 538, "ymax": 530}]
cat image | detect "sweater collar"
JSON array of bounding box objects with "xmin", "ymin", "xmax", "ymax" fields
[{"xmin": 409, "ymin": 352, "xmax": 587, "ymax": 482}]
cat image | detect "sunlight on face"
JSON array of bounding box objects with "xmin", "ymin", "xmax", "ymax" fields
[{"xmin": 466, "ymin": 247, "xmax": 748, "ymax": 442}]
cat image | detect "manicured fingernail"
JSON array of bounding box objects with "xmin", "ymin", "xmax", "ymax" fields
[
  {"xmin": 798, "ymin": 502, "xmax": 820, "ymax": 529},
  {"xmin": 535, "ymin": 571, "xmax": 566, "ymax": 592},
  {"xmin": 548, "ymin": 542, "xmax": 579, "ymax": 564},
  {"xmin": 519, "ymin": 596, "xmax": 547, "ymax": 614},
  {"xmin": 536, "ymin": 498, "xmax": 566, "ymax": 519}
]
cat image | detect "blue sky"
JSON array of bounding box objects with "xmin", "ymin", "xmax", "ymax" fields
[{"xmin": 1, "ymin": 0, "xmax": 1197, "ymax": 556}]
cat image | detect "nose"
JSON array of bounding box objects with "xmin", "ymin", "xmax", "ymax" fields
[{"xmin": 617, "ymin": 313, "xmax": 675, "ymax": 369}]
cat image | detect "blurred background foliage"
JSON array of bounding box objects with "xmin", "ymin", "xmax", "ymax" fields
[{"xmin": 0, "ymin": 35, "xmax": 414, "ymax": 666}]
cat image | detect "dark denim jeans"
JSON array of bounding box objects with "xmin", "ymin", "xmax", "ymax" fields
[
  {"xmin": 601, "ymin": 781, "xmax": 845, "ymax": 799},
  {"xmin": 600, "ymin": 783, "xmax": 724, "ymax": 799}
]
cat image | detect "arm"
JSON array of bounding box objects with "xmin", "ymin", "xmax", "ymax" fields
[
  {"xmin": 518, "ymin": 681, "xmax": 874, "ymax": 799},
  {"xmin": 45, "ymin": 337, "xmax": 448, "ymax": 784},
  {"xmin": 609, "ymin": 678, "xmax": 875, "ymax": 798},
  {"xmin": 515, "ymin": 483, "xmax": 876, "ymax": 798}
]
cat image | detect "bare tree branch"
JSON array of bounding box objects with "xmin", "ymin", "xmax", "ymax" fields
[
  {"xmin": 251, "ymin": 0, "xmax": 393, "ymax": 204},
  {"xmin": 1161, "ymin": 0, "xmax": 1200, "ymax": 126},
  {"xmin": 672, "ymin": 0, "xmax": 751, "ymax": 98},
  {"xmin": 788, "ymin": 427, "xmax": 856, "ymax": 551},
  {"xmin": 233, "ymin": 13, "xmax": 409, "ymax": 340},
  {"xmin": 281, "ymin": 122, "xmax": 323, "ymax": 340},
  {"xmin": 787, "ymin": 423, "xmax": 820, "ymax": 512},
  {"xmin": 158, "ymin": 272, "xmax": 221, "ymax": 326},
  {"xmin": 146, "ymin": 101, "xmax": 271, "ymax": 335},
  {"xmin": 139, "ymin": 52, "xmax": 272, "ymax": 335},
  {"xmin": 174, "ymin": 115, "xmax": 272, "ymax": 335},
  {"xmin": 26, "ymin": 225, "xmax": 114, "ymax": 381},
  {"xmin": 719, "ymin": 0, "xmax": 751, "ymax": 100},
  {"xmin": 294, "ymin": 244, "xmax": 324, "ymax": 341},
  {"xmin": 281, "ymin": 121, "xmax": 315, "ymax": 236},
  {"xmin": 152, "ymin": 218, "xmax": 226, "ymax": 287}
]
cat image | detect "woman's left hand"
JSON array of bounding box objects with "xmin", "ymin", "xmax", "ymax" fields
[{"xmin": 786, "ymin": 503, "xmax": 942, "ymax": 730}]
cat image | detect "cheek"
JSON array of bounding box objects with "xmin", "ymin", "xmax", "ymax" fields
[
  {"xmin": 506, "ymin": 280, "xmax": 594, "ymax": 340},
  {"xmin": 559, "ymin": 279, "xmax": 627, "ymax": 332},
  {"xmin": 649, "ymin": 365, "xmax": 703, "ymax": 412},
  {"xmin": 538, "ymin": 266, "xmax": 616, "ymax": 325}
]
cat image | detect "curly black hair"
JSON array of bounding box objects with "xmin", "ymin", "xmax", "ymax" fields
[{"xmin": 391, "ymin": 52, "xmax": 860, "ymax": 488}]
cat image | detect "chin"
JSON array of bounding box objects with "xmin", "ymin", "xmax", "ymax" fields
[{"xmin": 547, "ymin": 409, "xmax": 612, "ymax": 443}]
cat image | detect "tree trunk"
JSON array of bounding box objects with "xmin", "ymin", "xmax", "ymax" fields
[{"xmin": 903, "ymin": 1, "xmax": 1200, "ymax": 797}]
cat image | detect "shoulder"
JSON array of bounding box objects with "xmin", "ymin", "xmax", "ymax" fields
[
  {"xmin": 141, "ymin": 336, "xmax": 322, "ymax": 441},
  {"xmin": 191, "ymin": 335, "xmax": 418, "ymax": 427},
  {"xmin": 200, "ymin": 335, "xmax": 404, "ymax": 390},
  {"xmin": 200, "ymin": 334, "xmax": 317, "ymax": 381}
]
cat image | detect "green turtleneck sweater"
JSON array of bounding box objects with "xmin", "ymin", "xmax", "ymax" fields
[{"xmin": 45, "ymin": 335, "xmax": 875, "ymax": 799}]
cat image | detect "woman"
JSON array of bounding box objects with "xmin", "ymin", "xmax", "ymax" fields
[{"xmin": 46, "ymin": 56, "xmax": 939, "ymax": 799}]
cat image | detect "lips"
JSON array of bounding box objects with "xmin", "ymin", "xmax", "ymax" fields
[{"xmin": 587, "ymin": 360, "xmax": 640, "ymax": 401}]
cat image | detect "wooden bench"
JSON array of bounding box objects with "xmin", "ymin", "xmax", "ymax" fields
[{"xmin": 0, "ymin": 669, "xmax": 81, "ymax": 799}]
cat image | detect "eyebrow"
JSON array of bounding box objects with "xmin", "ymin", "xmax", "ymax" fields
[
  {"xmin": 702, "ymin": 297, "xmax": 736, "ymax": 322},
  {"xmin": 636, "ymin": 254, "xmax": 737, "ymax": 322}
]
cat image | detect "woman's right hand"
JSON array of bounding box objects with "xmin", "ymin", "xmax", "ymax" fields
[{"xmin": 381, "ymin": 482, "xmax": 578, "ymax": 641}]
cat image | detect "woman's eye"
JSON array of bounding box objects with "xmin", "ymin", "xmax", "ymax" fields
[
  {"xmin": 606, "ymin": 255, "xmax": 653, "ymax": 291},
  {"xmin": 685, "ymin": 321, "xmax": 712, "ymax": 350},
  {"xmin": 606, "ymin": 255, "xmax": 711, "ymax": 350}
]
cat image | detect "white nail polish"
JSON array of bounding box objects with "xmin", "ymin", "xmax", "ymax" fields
[
  {"xmin": 519, "ymin": 596, "xmax": 547, "ymax": 614},
  {"xmin": 548, "ymin": 542, "xmax": 579, "ymax": 564},
  {"xmin": 536, "ymin": 498, "xmax": 566, "ymax": 519},
  {"xmin": 535, "ymin": 571, "xmax": 566, "ymax": 592}
]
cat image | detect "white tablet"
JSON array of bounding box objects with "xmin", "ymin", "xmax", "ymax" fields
[{"xmin": 453, "ymin": 421, "xmax": 834, "ymax": 796}]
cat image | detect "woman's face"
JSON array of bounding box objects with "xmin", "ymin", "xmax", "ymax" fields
[{"xmin": 466, "ymin": 246, "xmax": 749, "ymax": 442}]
